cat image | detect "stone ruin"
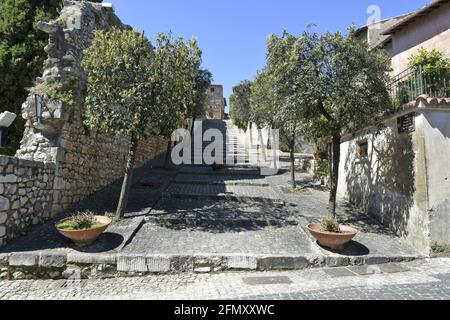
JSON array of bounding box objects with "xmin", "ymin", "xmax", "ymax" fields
[{"xmin": 0, "ymin": 1, "xmax": 167, "ymax": 247}]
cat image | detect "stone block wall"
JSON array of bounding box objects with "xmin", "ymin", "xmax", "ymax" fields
[
  {"xmin": 0, "ymin": 156, "xmax": 55, "ymax": 246},
  {"xmin": 0, "ymin": 1, "xmax": 168, "ymax": 247},
  {"xmin": 52, "ymin": 130, "xmax": 166, "ymax": 213},
  {"xmin": 15, "ymin": 1, "xmax": 168, "ymax": 214}
]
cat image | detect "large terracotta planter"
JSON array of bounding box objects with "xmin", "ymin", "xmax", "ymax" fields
[
  {"xmin": 56, "ymin": 216, "xmax": 112, "ymax": 246},
  {"xmin": 307, "ymin": 223, "xmax": 358, "ymax": 251}
]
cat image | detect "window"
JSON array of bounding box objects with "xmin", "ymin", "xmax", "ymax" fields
[
  {"xmin": 210, "ymin": 88, "xmax": 215, "ymax": 93},
  {"xmin": 357, "ymin": 140, "xmax": 368, "ymax": 158}
]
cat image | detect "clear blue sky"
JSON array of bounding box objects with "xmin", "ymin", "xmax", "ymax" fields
[{"xmin": 112, "ymin": 0, "xmax": 429, "ymax": 111}]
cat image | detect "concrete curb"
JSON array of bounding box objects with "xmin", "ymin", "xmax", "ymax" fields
[{"xmin": 0, "ymin": 250, "xmax": 425, "ymax": 280}]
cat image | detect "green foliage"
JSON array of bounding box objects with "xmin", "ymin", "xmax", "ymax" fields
[
  {"xmin": 30, "ymin": 81, "xmax": 74, "ymax": 105},
  {"xmin": 317, "ymin": 161, "xmax": 329, "ymax": 178},
  {"xmin": 82, "ymin": 29, "xmax": 203, "ymax": 140},
  {"xmin": 431, "ymin": 241, "xmax": 446, "ymax": 254},
  {"xmin": 82, "ymin": 28, "xmax": 154, "ymax": 139},
  {"xmin": 230, "ymin": 80, "xmax": 253, "ymax": 130},
  {"xmin": 0, "ymin": 0, "xmax": 102, "ymax": 156},
  {"xmin": 409, "ymin": 48, "xmax": 450, "ymax": 79},
  {"xmin": 187, "ymin": 69, "xmax": 213, "ymax": 120},
  {"xmin": 82, "ymin": 28, "xmax": 205, "ymax": 219},
  {"xmin": 409, "ymin": 48, "xmax": 450, "ymax": 97},
  {"xmin": 0, "ymin": 0, "xmax": 60, "ymax": 155},
  {"xmin": 83, "ymin": 29, "xmax": 194, "ymax": 140},
  {"xmin": 250, "ymin": 68, "xmax": 276, "ymax": 129},
  {"xmin": 153, "ymin": 33, "xmax": 205, "ymax": 138},
  {"xmin": 57, "ymin": 211, "xmax": 104, "ymax": 231},
  {"xmin": 320, "ymin": 216, "xmax": 341, "ymax": 234},
  {"xmin": 242, "ymin": 25, "xmax": 392, "ymax": 215},
  {"xmin": 312, "ymin": 27, "xmax": 392, "ymax": 137}
]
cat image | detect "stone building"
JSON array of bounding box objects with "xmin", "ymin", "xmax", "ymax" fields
[
  {"xmin": 356, "ymin": 0, "xmax": 450, "ymax": 75},
  {"xmin": 339, "ymin": 1, "xmax": 450, "ymax": 253},
  {"xmin": 0, "ymin": 1, "xmax": 167, "ymax": 247},
  {"xmin": 205, "ymin": 85, "xmax": 226, "ymax": 120}
]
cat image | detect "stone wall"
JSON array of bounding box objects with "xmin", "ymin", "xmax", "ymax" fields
[
  {"xmin": 15, "ymin": 1, "xmax": 167, "ymax": 214},
  {"xmin": 0, "ymin": 156, "xmax": 55, "ymax": 246},
  {"xmin": 0, "ymin": 1, "xmax": 167, "ymax": 247}
]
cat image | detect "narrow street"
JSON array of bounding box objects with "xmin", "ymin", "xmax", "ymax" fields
[{"xmin": 1, "ymin": 120, "xmax": 425, "ymax": 283}]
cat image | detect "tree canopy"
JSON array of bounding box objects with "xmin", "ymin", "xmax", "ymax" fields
[
  {"xmin": 230, "ymin": 80, "xmax": 252, "ymax": 130},
  {"xmin": 82, "ymin": 28, "xmax": 206, "ymax": 219},
  {"xmin": 234, "ymin": 26, "xmax": 392, "ymax": 215}
]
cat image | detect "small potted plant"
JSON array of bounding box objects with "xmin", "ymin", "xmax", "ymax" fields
[
  {"xmin": 56, "ymin": 211, "xmax": 112, "ymax": 246},
  {"xmin": 307, "ymin": 216, "xmax": 358, "ymax": 251}
]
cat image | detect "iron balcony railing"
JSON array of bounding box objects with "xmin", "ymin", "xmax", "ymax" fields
[{"xmin": 389, "ymin": 65, "xmax": 450, "ymax": 107}]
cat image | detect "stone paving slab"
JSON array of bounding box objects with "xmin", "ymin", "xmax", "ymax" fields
[
  {"xmin": 179, "ymin": 166, "xmax": 262, "ymax": 176},
  {"xmin": 172, "ymin": 173, "xmax": 269, "ymax": 186},
  {"xmin": 123, "ymin": 223, "xmax": 317, "ymax": 256},
  {"xmin": 166, "ymin": 183, "xmax": 281, "ymax": 203},
  {"xmin": 147, "ymin": 198, "xmax": 295, "ymax": 230}
]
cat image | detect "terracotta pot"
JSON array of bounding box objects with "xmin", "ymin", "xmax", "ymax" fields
[
  {"xmin": 56, "ymin": 215, "xmax": 112, "ymax": 247},
  {"xmin": 307, "ymin": 223, "xmax": 358, "ymax": 251}
]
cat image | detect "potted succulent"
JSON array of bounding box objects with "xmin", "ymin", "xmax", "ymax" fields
[
  {"xmin": 307, "ymin": 216, "xmax": 358, "ymax": 251},
  {"xmin": 56, "ymin": 211, "xmax": 112, "ymax": 246}
]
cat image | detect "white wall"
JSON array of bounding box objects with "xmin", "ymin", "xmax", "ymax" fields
[
  {"xmin": 422, "ymin": 109, "xmax": 450, "ymax": 245},
  {"xmin": 337, "ymin": 113, "xmax": 431, "ymax": 253}
]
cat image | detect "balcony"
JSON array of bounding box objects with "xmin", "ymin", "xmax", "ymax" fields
[{"xmin": 389, "ymin": 65, "xmax": 450, "ymax": 107}]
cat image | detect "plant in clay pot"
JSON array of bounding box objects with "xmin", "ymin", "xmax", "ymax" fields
[
  {"xmin": 56, "ymin": 211, "xmax": 112, "ymax": 246},
  {"xmin": 307, "ymin": 216, "xmax": 358, "ymax": 251}
]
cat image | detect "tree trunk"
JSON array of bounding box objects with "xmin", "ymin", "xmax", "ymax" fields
[
  {"xmin": 328, "ymin": 134, "xmax": 341, "ymax": 218},
  {"xmin": 290, "ymin": 144, "xmax": 296, "ymax": 189},
  {"xmin": 116, "ymin": 134, "xmax": 138, "ymax": 220},
  {"xmin": 258, "ymin": 128, "xmax": 267, "ymax": 162},
  {"xmin": 164, "ymin": 139, "xmax": 172, "ymax": 168},
  {"xmin": 190, "ymin": 117, "xmax": 196, "ymax": 136}
]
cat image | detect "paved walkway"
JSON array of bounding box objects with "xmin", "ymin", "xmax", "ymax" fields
[
  {"xmin": 0, "ymin": 120, "xmax": 423, "ymax": 278},
  {"xmin": 1, "ymin": 258, "xmax": 449, "ymax": 300}
]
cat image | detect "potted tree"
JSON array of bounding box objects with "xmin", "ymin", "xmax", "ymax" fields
[
  {"xmin": 250, "ymin": 28, "xmax": 391, "ymax": 250},
  {"xmin": 56, "ymin": 211, "xmax": 112, "ymax": 246}
]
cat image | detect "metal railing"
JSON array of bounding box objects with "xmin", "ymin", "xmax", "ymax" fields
[{"xmin": 389, "ymin": 65, "xmax": 450, "ymax": 107}]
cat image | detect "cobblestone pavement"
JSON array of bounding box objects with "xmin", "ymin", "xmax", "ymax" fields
[
  {"xmin": 0, "ymin": 258, "xmax": 449, "ymax": 300},
  {"xmin": 126, "ymin": 136, "xmax": 420, "ymax": 261}
]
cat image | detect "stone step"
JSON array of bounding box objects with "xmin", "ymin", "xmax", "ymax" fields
[
  {"xmin": 145, "ymin": 217, "xmax": 298, "ymax": 229},
  {"xmin": 170, "ymin": 179, "xmax": 270, "ymax": 187},
  {"xmin": 0, "ymin": 249, "xmax": 422, "ymax": 279},
  {"xmin": 166, "ymin": 192, "xmax": 286, "ymax": 206},
  {"xmin": 178, "ymin": 166, "xmax": 263, "ymax": 176}
]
